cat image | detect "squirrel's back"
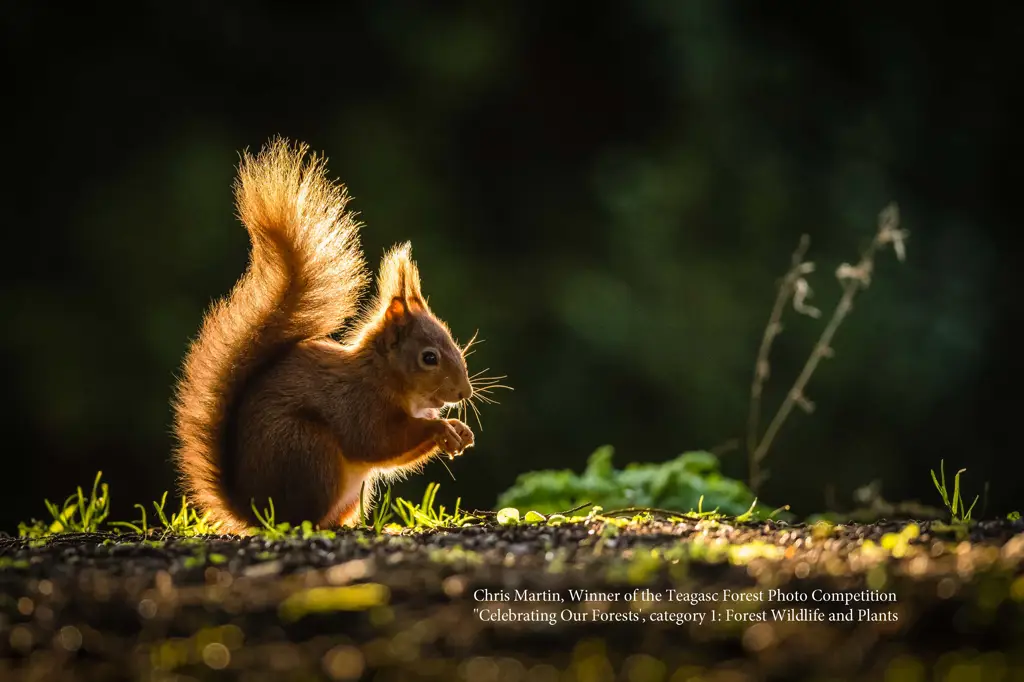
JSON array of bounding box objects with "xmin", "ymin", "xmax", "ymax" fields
[{"xmin": 172, "ymin": 138, "xmax": 369, "ymax": 531}]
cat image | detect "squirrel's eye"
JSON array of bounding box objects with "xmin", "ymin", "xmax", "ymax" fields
[{"xmin": 421, "ymin": 350, "xmax": 438, "ymax": 367}]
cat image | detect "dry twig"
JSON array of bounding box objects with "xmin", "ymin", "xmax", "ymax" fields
[{"xmin": 747, "ymin": 204, "xmax": 907, "ymax": 493}]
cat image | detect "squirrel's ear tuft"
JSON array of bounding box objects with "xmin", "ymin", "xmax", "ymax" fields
[{"xmin": 376, "ymin": 242, "xmax": 428, "ymax": 316}]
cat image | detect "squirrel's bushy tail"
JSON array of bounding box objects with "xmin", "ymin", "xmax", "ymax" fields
[{"xmin": 172, "ymin": 137, "xmax": 368, "ymax": 531}]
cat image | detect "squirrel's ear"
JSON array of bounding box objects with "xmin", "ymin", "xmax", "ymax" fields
[
  {"xmin": 384, "ymin": 296, "xmax": 410, "ymax": 326},
  {"xmin": 377, "ymin": 242, "xmax": 429, "ymax": 316},
  {"xmin": 380, "ymin": 296, "xmax": 410, "ymax": 350}
]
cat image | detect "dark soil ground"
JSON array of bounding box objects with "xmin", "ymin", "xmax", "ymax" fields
[{"xmin": 2, "ymin": 516, "xmax": 1023, "ymax": 682}]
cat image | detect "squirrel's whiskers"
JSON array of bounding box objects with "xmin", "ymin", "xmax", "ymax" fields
[
  {"xmin": 460, "ymin": 330, "xmax": 482, "ymax": 359},
  {"xmin": 463, "ymin": 370, "xmax": 513, "ymax": 428}
]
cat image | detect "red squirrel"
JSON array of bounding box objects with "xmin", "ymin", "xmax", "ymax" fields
[{"xmin": 172, "ymin": 137, "xmax": 479, "ymax": 533}]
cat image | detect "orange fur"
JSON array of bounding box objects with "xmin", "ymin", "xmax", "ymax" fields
[{"xmin": 172, "ymin": 137, "xmax": 474, "ymax": 533}]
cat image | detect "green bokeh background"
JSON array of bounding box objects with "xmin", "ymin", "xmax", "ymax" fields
[{"xmin": 3, "ymin": 2, "xmax": 1019, "ymax": 528}]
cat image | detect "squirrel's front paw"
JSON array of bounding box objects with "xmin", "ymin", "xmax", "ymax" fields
[{"xmin": 435, "ymin": 419, "xmax": 475, "ymax": 458}]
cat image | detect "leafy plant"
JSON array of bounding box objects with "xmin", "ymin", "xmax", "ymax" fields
[
  {"xmin": 930, "ymin": 460, "xmax": 979, "ymax": 524},
  {"xmin": 497, "ymin": 446, "xmax": 757, "ymax": 516}
]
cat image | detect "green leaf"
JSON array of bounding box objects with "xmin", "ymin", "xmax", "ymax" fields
[
  {"xmin": 931, "ymin": 462, "xmax": 950, "ymax": 509},
  {"xmin": 952, "ymin": 468, "xmax": 964, "ymax": 517},
  {"xmin": 735, "ymin": 498, "xmax": 758, "ymax": 523},
  {"xmin": 676, "ymin": 451, "xmax": 718, "ymax": 475},
  {"xmin": 963, "ymin": 495, "xmax": 978, "ymax": 523},
  {"xmin": 497, "ymin": 508, "xmax": 520, "ymax": 525},
  {"xmin": 583, "ymin": 446, "xmax": 616, "ymax": 480}
]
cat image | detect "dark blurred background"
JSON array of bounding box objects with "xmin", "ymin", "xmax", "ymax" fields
[{"xmin": 3, "ymin": 2, "xmax": 1022, "ymax": 530}]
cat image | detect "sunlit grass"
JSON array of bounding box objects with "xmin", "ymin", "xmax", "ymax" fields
[
  {"xmin": 930, "ymin": 459, "xmax": 979, "ymax": 524},
  {"xmin": 16, "ymin": 471, "xmax": 788, "ymax": 542},
  {"xmin": 17, "ymin": 473, "xmax": 486, "ymax": 540},
  {"xmin": 18, "ymin": 471, "xmax": 112, "ymax": 538},
  {"xmin": 388, "ymin": 482, "xmax": 480, "ymax": 529}
]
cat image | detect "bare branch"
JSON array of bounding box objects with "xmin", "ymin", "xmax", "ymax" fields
[
  {"xmin": 747, "ymin": 203, "xmax": 907, "ymax": 495},
  {"xmin": 746, "ymin": 234, "xmax": 814, "ymax": 490}
]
